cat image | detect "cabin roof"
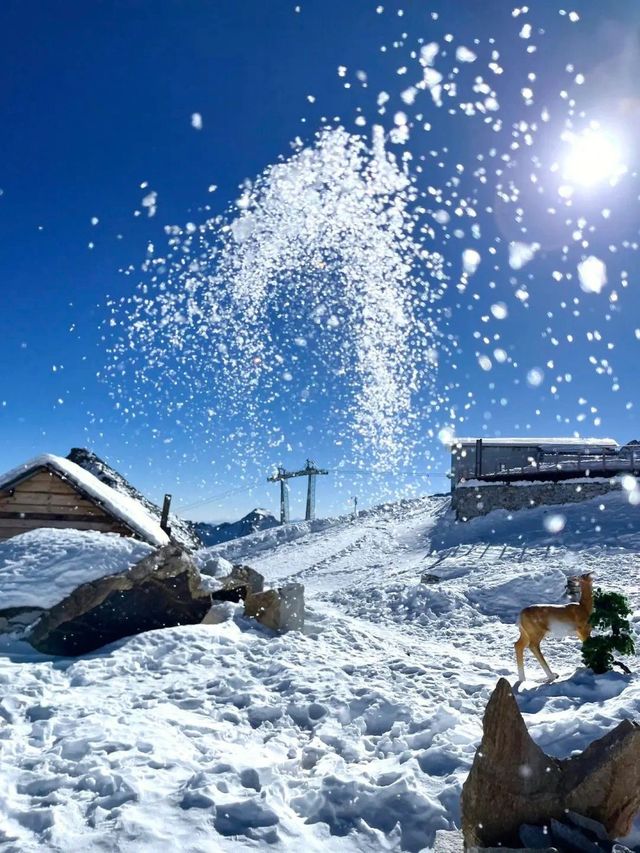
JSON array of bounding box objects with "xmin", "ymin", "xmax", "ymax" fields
[
  {"xmin": 449, "ymin": 436, "xmax": 618, "ymax": 448},
  {"xmin": 0, "ymin": 454, "xmax": 170, "ymax": 547}
]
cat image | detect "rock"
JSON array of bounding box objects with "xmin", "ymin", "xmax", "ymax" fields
[
  {"xmin": 469, "ymin": 841, "xmax": 556, "ymax": 853},
  {"xmin": 461, "ymin": 678, "xmax": 640, "ymax": 849},
  {"xmin": 199, "ymin": 555, "xmax": 234, "ymax": 578},
  {"xmin": 244, "ymin": 583, "xmax": 304, "ymax": 633},
  {"xmin": 565, "ymin": 811, "xmax": 610, "ymax": 843},
  {"xmin": 211, "ymin": 564, "xmax": 265, "ymax": 603},
  {"xmin": 549, "ymin": 818, "xmax": 602, "ymax": 853},
  {"xmin": 519, "ymin": 824, "xmax": 555, "ymax": 849},
  {"xmin": 28, "ymin": 545, "xmax": 212, "ymax": 656},
  {"xmin": 461, "ymin": 678, "xmax": 564, "ymax": 849},
  {"xmin": 0, "ymin": 606, "xmax": 44, "ymax": 634},
  {"xmin": 433, "ymin": 829, "xmax": 464, "ymax": 853},
  {"xmin": 420, "ymin": 573, "xmax": 442, "ymax": 585}
]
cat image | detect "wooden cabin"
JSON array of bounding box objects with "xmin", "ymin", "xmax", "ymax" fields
[{"xmin": 0, "ymin": 454, "xmax": 169, "ymax": 546}]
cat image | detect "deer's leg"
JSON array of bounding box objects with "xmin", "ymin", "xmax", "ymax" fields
[
  {"xmin": 514, "ymin": 629, "xmax": 529, "ymax": 682},
  {"xmin": 577, "ymin": 625, "xmax": 591, "ymax": 643},
  {"xmin": 529, "ymin": 640, "xmax": 557, "ymax": 682}
]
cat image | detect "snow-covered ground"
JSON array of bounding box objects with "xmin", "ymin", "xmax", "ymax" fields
[{"xmin": 1, "ymin": 492, "xmax": 640, "ymax": 851}]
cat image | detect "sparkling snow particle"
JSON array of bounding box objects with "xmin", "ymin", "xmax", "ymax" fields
[
  {"xmin": 509, "ymin": 241, "xmax": 539, "ymax": 270},
  {"xmin": 420, "ymin": 43, "xmax": 439, "ymax": 66},
  {"xmin": 543, "ymin": 513, "xmax": 566, "ymax": 534},
  {"xmin": 622, "ymin": 475, "xmax": 637, "ymax": 492},
  {"xmin": 438, "ymin": 427, "xmax": 455, "ymax": 445},
  {"xmin": 577, "ymin": 256, "xmax": 607, "ymax": 294},
  {"xmin": 455, "ymin": 46, "xmax": 477, "ymax": 63},
  {"xmin": 527, "ymin": 367, "xmax": 544, "ymax": 387},
  {"xmin": 141, "ymin": 191, "xmax": 158, "ymax": 217},
  {"xmin": 401, "ymin": 87, "xmax": 417, "ymax": 105},
  {"xmin": 191, "ymin": 113, "xmax": 203, "ymax": 130},
  {"xmin": 462, "ymin": 248, "xmax": 481, "ymax": 275},
  {"xmin": 490, "ymin": 303, "xmax": 508, "ymax": 320},
  {"xmin": 433, "ymin": 210, "xmax": 450, "ymax": 224}
]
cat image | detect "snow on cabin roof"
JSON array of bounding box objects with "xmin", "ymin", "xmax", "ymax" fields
[
  {"xmin": 449, "ymin": 436, "xmax": 619, "ymax": 448},
  {"xmin": 0, "ymin": 454, "xmax": 170, "ymax": 547}
]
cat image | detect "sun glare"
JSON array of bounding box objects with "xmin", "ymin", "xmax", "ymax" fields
[{"xmin": 562, "ymin": 127, "xmax": 626, "ymax": 187}]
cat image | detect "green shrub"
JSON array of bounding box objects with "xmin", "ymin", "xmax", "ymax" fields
[{"xmin": 582, "ymin": 588, "xmax": 635, "ymax": 674}]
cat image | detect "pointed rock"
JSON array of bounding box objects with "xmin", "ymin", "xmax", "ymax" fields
[
  {"xmin": 461, "ymin": 679, "xmax": 640, "ymax": 849},
  {"xmin": 461, "ymin": 678, "xmax": 562, "ymax": 848},
  {"xmin": 563, "ymin": 718, "xmax": 640, "ymax": 838}
]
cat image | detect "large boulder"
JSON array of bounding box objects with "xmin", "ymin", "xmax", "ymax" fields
[
  {"xmin": 244, "ymin": 583, "xmax": 304, "ymax": 633},
  {"xmin": 29, "ymin": 545, "xmax": 212, "ymax": 656},
  {"xmin": 210, "ymin": 564, "xmax": 265, "ymax": 603},
  {"xmin": 461, "ymin": 678, "xmax": 640, "ymax": 849}
]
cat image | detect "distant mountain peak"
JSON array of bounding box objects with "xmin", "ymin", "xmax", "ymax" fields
[{"xmin": 195, "ymin": 507, "xmax": 278, "ymax": 547}]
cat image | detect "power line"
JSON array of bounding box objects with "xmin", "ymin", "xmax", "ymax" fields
[
  {"xmin": 174, "ymin": 468, "xmax": 451, "ymax": 518},
  {"xmin": 175, "ymin": 482, "xmax": 258, "ymax": 514}
]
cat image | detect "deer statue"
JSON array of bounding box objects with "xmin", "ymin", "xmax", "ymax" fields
[{"xmin": 514, "ymin": 573, "xmax": 594, "ymax": 682}]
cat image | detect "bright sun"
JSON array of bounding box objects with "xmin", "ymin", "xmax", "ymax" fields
[{"xmin": 562, "ymin": 127, "xmax": 626, "ymax": 187}]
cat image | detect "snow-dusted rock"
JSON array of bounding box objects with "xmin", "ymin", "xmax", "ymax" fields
[
  {"xmin": 198, "ymin": 554, "xmax": 234, "ymax": 577},
  {"xmin": 0, "ymin": 528, "xmax": 154, "ymax": 612},
  {"xmin": 433, "ymin": 828, "xmax": 464, "ymax": 853},
  {"xmin": 29, "ymin": 545, "xmax": 211, "ymax": 656},
  {"xmin": 219, "ymin": 564, "xmax": 264, "ymax": 596},
  {"xmin": 461, "ymin": 678, "xmax": 640, "ymax": 848},
  {"xmin": 244, "ymin": 583, "xmax": 304, "ymax": 633},
  {"xmin": 209, "ymin": 564, "xmax": 265, "ymax": 603}
]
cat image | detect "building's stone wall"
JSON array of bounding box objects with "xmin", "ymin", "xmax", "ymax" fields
[{"xmin": 452, "ymin": 478, "xmax": 620, "ymax": 520}]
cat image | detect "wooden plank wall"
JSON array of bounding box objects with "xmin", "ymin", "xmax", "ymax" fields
[{"xmin": 0, "ymin": 468, "xmax": 132, "ymax": 540}]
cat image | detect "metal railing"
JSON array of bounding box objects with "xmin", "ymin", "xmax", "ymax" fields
[
  {"xmin": 454, "ymin": 444, "xmax": 640, "ymax": 485},
  {"xmin": 476, "ymin": 448, "xmax": 638, "ymax": 482}
]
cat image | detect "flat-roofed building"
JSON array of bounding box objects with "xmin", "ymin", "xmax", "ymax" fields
[{"xmin": 449, "ymin": 436, "xmax": 620, "ymax": 489}]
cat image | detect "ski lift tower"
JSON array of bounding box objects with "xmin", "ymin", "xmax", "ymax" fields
[{"xmin": 267, "ymin": 459, "xmax": 329, "ymax": 524}]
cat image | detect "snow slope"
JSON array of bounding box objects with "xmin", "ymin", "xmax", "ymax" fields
[{"xmin": 1, "ymin": 493, "xmax": 639, "ymax": 851}]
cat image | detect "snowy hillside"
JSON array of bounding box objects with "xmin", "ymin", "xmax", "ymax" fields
[{"xmin": 1, "ymin": 493, "xmax": 640, "ymax": 851}]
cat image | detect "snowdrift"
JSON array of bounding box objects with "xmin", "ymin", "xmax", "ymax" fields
[{"xmin": 0, "ymin": 493, "xmax": 638, "ymax": 851}]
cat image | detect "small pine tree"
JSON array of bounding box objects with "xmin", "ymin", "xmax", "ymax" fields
[{"xmin": 582, "ymin": 588, "xmax": 635, "ymax": 674}]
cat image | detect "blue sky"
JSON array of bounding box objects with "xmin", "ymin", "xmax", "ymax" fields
[{"xmin": 1, "ymin": 0, "xmax": 639, "ymax": 522}]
